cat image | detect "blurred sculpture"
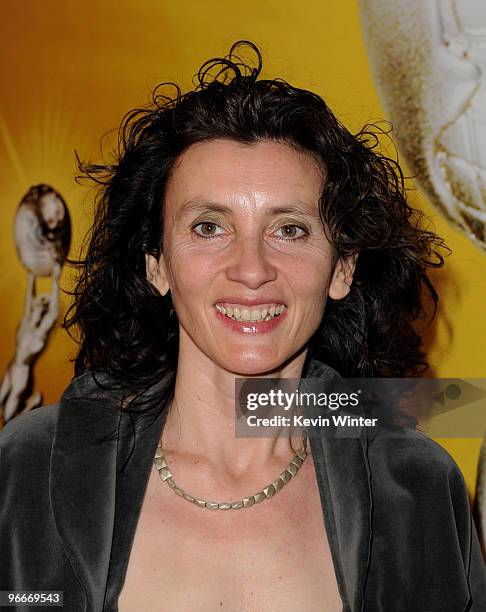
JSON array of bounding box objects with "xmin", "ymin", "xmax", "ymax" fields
[
  {"xmin": 474, "ymin": 434, "xmax": 486, "ymax": 559},
  {"xmin": 14, "ymin": 183, "xmax": 71, "ymax": 276},
  {"xmin": 359, "ymin": 0, "xmax": 486, "ymax": 250},
  {"xmin": 359, "ymin": 0, "xmax": 486, "ymax": 557},
  {"xmin": 0, "ymin": 185, "xmax": 70, "ymax": 425}
]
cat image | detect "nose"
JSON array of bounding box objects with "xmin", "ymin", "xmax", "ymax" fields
[{"xmin": 225, "ymin": 237, "xmax": 278, "ymax": 289}]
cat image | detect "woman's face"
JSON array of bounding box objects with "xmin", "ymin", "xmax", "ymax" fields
[{"xmin": 146, "ymin": 139, "xmax": 357, "ymax": 375}]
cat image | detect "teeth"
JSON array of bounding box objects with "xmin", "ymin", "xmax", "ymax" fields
[{"xmin": 215, "ymin": 303, "xmax": 286, "ymax": 322}]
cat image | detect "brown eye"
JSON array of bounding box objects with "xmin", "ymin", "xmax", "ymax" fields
[
  {"xmin": 276, "ymin": 224, "xmax": 307, "ymax": 240},
  {"xmin": 193, "ymin": 222, "xmax": 223, "ymax": 238}
]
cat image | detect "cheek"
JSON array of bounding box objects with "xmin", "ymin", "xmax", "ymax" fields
[
  {"xmin": 166, "ymin": 244, "xmax": 216, "ymax": 303},
  {"xmin": 285, "ymin": 249, "xmax": 333, "ymax": 304}
]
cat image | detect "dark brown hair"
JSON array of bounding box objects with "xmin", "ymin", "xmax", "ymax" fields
[{"xmin": 64, "ymin": 40, "xmax": 448, "ymax": 414}]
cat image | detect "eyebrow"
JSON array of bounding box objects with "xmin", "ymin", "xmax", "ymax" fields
[{"xmin": 177, "ymin": 200, "xmax": 321, "ymax": 218}]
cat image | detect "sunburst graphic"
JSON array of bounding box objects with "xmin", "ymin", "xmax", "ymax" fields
[{"xmin": 0, "ymin": 102, "xmax": 91, "ymax": 206}]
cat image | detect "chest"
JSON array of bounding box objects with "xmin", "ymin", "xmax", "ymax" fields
[{"xmin": 117, "ymin": 462, "xmax": 342, "ymax": 612}]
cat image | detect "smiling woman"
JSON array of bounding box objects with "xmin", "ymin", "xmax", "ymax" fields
[{"xmin": 1, "ymin": 40, "xmax": 485, "ymax": 612}]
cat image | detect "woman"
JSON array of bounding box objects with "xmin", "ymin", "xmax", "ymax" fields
[{"xmin": 1, "ymin": 41, "xmax": 485, "ymax": 611}]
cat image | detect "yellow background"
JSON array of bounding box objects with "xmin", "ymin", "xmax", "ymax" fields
[{"xmin": 1, "ymin": 1, "xmax": 484, "ymax": 495}]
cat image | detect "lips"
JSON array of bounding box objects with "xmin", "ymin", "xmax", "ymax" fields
[{"xmin": 213, "ymin": 300, "xmax": 288, "ymax": 335}]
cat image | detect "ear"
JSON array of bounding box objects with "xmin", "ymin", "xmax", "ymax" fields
[
  {"xmin": 145, "ymin": 252, "xmax": 170, "ymax": 297},
  {"xmin": 328, "ymin": 251, "xmax": 359, "ymax": 300}
]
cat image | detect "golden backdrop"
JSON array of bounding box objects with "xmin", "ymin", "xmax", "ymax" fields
[{"xmin": 1, "ymin": 1, "xmax": 485, "ymax": 495}]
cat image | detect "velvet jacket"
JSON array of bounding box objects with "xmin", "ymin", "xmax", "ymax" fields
[{"xmin": 1, "ymin": 358, "xmax": 485, "ymax": 611}]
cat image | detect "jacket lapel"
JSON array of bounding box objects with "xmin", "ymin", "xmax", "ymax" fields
[
  {"xmin": 103, "ymin": 390, "xmax": 168, "ymax": 608},
  {"xmin": 50, "ymin": 371, "xmax": 123, "ymax": 611},
  {"xmin": 305, "ymin": 358, "xmax": 372, "ymax": 611}
]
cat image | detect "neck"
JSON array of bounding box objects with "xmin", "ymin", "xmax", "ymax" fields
[{"xmin": 161, "ymin": 337, "xmax": 309, "ymax": 475}]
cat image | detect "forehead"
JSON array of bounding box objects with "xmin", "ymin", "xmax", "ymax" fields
[{"xmin": 164, "ymin": 139, "xmax": 326, "ymax": 213}]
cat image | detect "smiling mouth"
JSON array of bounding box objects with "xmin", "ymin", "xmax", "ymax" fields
[{"xmin": 214, "ymin": 303, "xmax": 286, "ymax": 322}]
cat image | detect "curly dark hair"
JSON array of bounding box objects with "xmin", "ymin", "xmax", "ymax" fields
[{"xmin": 63, "ymin": 40, "xmax": 448, "ymax": 414}]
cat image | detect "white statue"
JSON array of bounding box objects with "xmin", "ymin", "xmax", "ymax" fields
[
  {"xmin": 0, "ymin": 185, "xmax": 70, "ymax": 425},
  {"xmin": 359, "ymin": 0, "xmax": 486, "ymax": 250},
  {"xmin": 14, "ymin": 184, "xmax": 70, "ymax": 277},
  {"xmin": 359, "ymin": 0, "xmax": 486, "ymax": 556},
  {"xmin": 0, "ymin": 266, "xmax": 61, "ymax": 422}
]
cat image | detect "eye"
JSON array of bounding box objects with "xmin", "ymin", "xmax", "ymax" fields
[
  {"xmin": 192, "ymin": 222, "xmax": 224, "ymax": 239},
  {"xmin": 275, "ymin": 224, "xmax": 308, "ymax": 241}
]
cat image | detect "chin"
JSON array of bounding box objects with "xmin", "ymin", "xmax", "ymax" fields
[{"xmin": 218, "ymin": 350, "xmax": 289, "ymax": 377}]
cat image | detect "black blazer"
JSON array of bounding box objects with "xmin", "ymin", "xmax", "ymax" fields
[{"xmin": 1, "ymin": 359, "xmax": 485, "ymax": 611}]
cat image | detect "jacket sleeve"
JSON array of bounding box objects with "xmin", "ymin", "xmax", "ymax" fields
[
  {"xmin": 364, "ymin": 428, "xmax": 486, "ymax": 612},
  {"xmin": 0, "ymin": 406, "xmax": 68, "ymax": 605}
]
